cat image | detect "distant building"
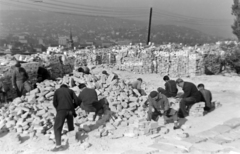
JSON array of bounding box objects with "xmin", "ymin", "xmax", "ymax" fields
[
  {"xmin": 38, "ymin": 38, "xmax": 44, "ymax": 45},
  {"xmin": 101, "ymin": 41, "xmax": 116, "ymax": 48},
  {"xmin": 19, "ymin": 39, "xmax": 28, "ymax": 44},
  {"xmin": 58, "ymin": 36, "xmax": 68, "ymax": 46},
  {"xmin": 117, "ymin": 39, "xmax": 132, "ymax": 45},
  {"xmin": 68, "ymin": 29, "xmax": 74, "ymax": 49},
  {"xmin": 19, "ymin": 35, "xmax": 25, "ymax": 40}
]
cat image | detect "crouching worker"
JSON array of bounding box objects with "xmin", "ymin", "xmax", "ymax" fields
[
  {"xmin": 52, "ymin": 84, "xmax": 79, "ymax": 152},
  {"xmin": 130, "ymin": 78, "xmax": 147, "ymax": 96},
  {"xmin": 34, "ymin": 64, "xmax": 52, "ymax": 89},
  {"xmin": 198, "ymin": 83, "xmax": 213, "ymax": 112},
  {"xmin": 144, "ymin": 91, "xmax": 180, "ymax": 129},
  {"xmin": 76, "ymin": 63, "xmax": 90, "ymax": 75},
  {"xmin": 0, "ymin": 81, "xmax": 9, "ymax": 104},
  {"xmin": 78, "ymin": 83, "xmax": 109, "ymax": 118}
]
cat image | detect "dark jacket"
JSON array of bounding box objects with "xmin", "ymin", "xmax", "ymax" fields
[
  {"xmin": 78, "ymin": 88, "xmax": 98, "ymax": 112},
  {"xmin": 182, "ymin": 82, "xmax": 203, "ymax": 102},
  {"xmin": 131, "ymin": 80, "xmax": 141, "ymax": 90},
  {"xmin": 53, "ymin": 86, "xmax": 79, "ymax": 111},
  {"xmin": 200, "ymin": 89, "xmax": 212, "ymax": 108},
  {"xmin": 164, "ymin": 80, "xmax": 178, "ymax": 97},
  {"xmin": 37, "ymin": 67, "xmax": 51, "ymax": 81}
]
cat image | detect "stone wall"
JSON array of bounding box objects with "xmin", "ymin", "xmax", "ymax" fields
[{"xmin": 115, "ymin": 51, "xmax": 204, "ymax": 78}]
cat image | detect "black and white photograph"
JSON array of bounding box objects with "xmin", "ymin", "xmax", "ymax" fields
[{"xmin": 0, "ymin": 0, "xmax": 239, "ymax": 153}]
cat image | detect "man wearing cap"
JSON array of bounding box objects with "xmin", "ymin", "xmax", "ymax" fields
[
  {"xmin": 11, "ymin": 61, "xmax": 31, "ymax": 97},
  {"xmin": 157, "ymin": 76, "xmax": 178, "ymax": 98},
  {"xmin": 52, "ymin": 84, "xmax": 79, "ymax": 152},
  {"xmin": 144, "ymin": 91, "xmax": 180, "ymax": 129},
  {"xmin": 176, "ymin": 78, "xmax": 204, "ymax": 118},
  {"xmin": 130, "ymin": 78, "xmax": 147, "ymax": 96}
]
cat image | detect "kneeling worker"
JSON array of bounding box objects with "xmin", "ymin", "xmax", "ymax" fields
[
  {"xmin": 144, "ymin": 91, "xmax": 180, "ymax": 129},
  {"xmin": 34, "ymin": 64, "xmax": 51, "ymax": 89},
  {"xmin": 77, "ymin": 83, "xmax": 108, "ymax": 116},
  {"xmin": 131, "ymin": 78, "xmax": 147, "ymax": 96}
]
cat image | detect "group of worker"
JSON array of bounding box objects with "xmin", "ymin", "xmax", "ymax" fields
[
  {"xmin": 1, "ymin": 61, "xmax": 214, "ymax": 151},
  {"xmin": 141, "ymin": 76, "xmax": 212, "ymax": 129}
]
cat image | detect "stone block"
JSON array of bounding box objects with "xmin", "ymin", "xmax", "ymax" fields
[
  {"xmin": 80, "ymin": 142, "xmax": 91, "ymax": 150},
  {"xmin": 30, "ymin": 88, "xmax": 39, "ymax": 95},
  {"xmin": 36, "ymin": 110, "xmax": 46, "ymax": 116},
  {"xmin": 149, "ymin": 121, "xmax": 159, "ymax": 129},
  {"xmin": 209, "ymin": 134, "xmax": 232, "ymax": 145},
  {"xmin": 224, "ymin": 140, "xmax": 240, "ymax": 150},
  {"xmin": 210, "ymin": 125, "xmax": 232, "ymax": 134},
  {"xmin": 190, "ymin": 142, "xmax": 225, "ymax": 153},
  {"xmin": 224, "ymin": 118, "xmax": 240, "ymax": 128},
  {"xmin": 196, "ymin": 130, "xmax": 218, "ymax": 139},
  {"xmin": 45, "ymin": 91, "xmax": 54, "ymax": 99},
  {"xmin": 221, "ymin": 131, "xmax": 240, "ymax": 140},
  {"xmin": 149, "ymin": 143, "xmax": 187, "ymax": 153},
  {"xmin": 156, "ymin": 138, "xmax": 193, "ymax": 151}
]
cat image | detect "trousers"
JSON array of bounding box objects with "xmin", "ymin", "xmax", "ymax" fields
[
  {"xmin": 54, "ymin": 110, "xmax": 74, "ymax": 146},
  {"xmin": 16, "ymin": 81, "xmax": 31, "ymax": 97},
  {"xmin": 178, "ymin": 97, "xmax": 196, "ymax": 118}
]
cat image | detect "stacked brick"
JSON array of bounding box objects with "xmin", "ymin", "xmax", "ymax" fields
[
  {"xmin": 0, "ymin": 69, "xmax": 151, "ymax": 139},
  {"xmin": 189, "ymin": 102, "xmax": 205, "ymax": 117},
  {"xmin": 117, "ymin": 50, "xmax": 204, "ymax": 77}
]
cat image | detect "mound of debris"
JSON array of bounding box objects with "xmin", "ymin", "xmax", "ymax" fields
[{"xmin": 0, "ymin": 71, "xmax": 154, "ymax": 142}]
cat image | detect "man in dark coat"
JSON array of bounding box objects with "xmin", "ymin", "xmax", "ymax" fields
[
  {"xmin": 11, "ymin": 61, "xmax": 31, "ymax": 97},
  {"xmin": 198, "ymin": 83, "xmax": 213, "ymax": 112},
  {"xmin": 77, "ymin": 84, "xmax": 108, "ymax": 116},
  {"xmin": 157, "ymin": 76, "xmax": 178, "ymax": 98},
  {"xmin": 176, "ymin": 78, "xmax": 204, "ymax": 118},
  {"xmin": 52, "ymin": 84, "xmax": 79, "ymax": 152},
  {"xmin": 144, "ymin": 91, "xmax": 180, "ymax": 129},
  {"xmin": 37, "ymin": 66, "xmax": 51, "ymax": 82}
]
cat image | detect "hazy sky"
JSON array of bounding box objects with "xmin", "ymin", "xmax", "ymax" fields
[{"xmin": 0, "ymin": 0, "xmax": 235, "ymax": 38}]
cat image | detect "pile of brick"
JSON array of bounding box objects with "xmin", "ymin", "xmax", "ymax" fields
[
  {"xmin": 189, "ymin": 102, "xmax": 205, "ymax": 117},
  {"xmin": 0, "ymin": 70, "xmax": 150, "ymax": 142},
  {"xmin": 116, "ymin": 50, "xmax": 204, "ymax": 77}
]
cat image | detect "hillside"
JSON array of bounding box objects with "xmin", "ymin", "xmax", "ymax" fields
[{"xmin": 0, "ymin": 10, "xmax": 222, "ymax": 45}]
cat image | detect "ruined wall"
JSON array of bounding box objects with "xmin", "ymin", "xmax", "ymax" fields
[{"xmin": 0, "ymin": 54, "xmax": 75, "ymax": 99}]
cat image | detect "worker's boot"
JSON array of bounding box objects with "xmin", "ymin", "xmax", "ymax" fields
[{"xmin": 173, "ymin": 121, "xmax": 181, "ymax": 130}]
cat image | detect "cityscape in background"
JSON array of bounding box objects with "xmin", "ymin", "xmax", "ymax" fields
[{"xmin": 0, "ymin": 9, "xmax": 234, "ymax": 55}]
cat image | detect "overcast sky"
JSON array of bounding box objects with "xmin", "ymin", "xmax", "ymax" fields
[{"xmin": 0, "ymin": 0, "xmax": 235, "ymax": 38}]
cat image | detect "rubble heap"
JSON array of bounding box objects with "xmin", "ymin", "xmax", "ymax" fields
[{"xmin": 0, "ymin": 70, "xmax": 152, "ymax": 141}]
